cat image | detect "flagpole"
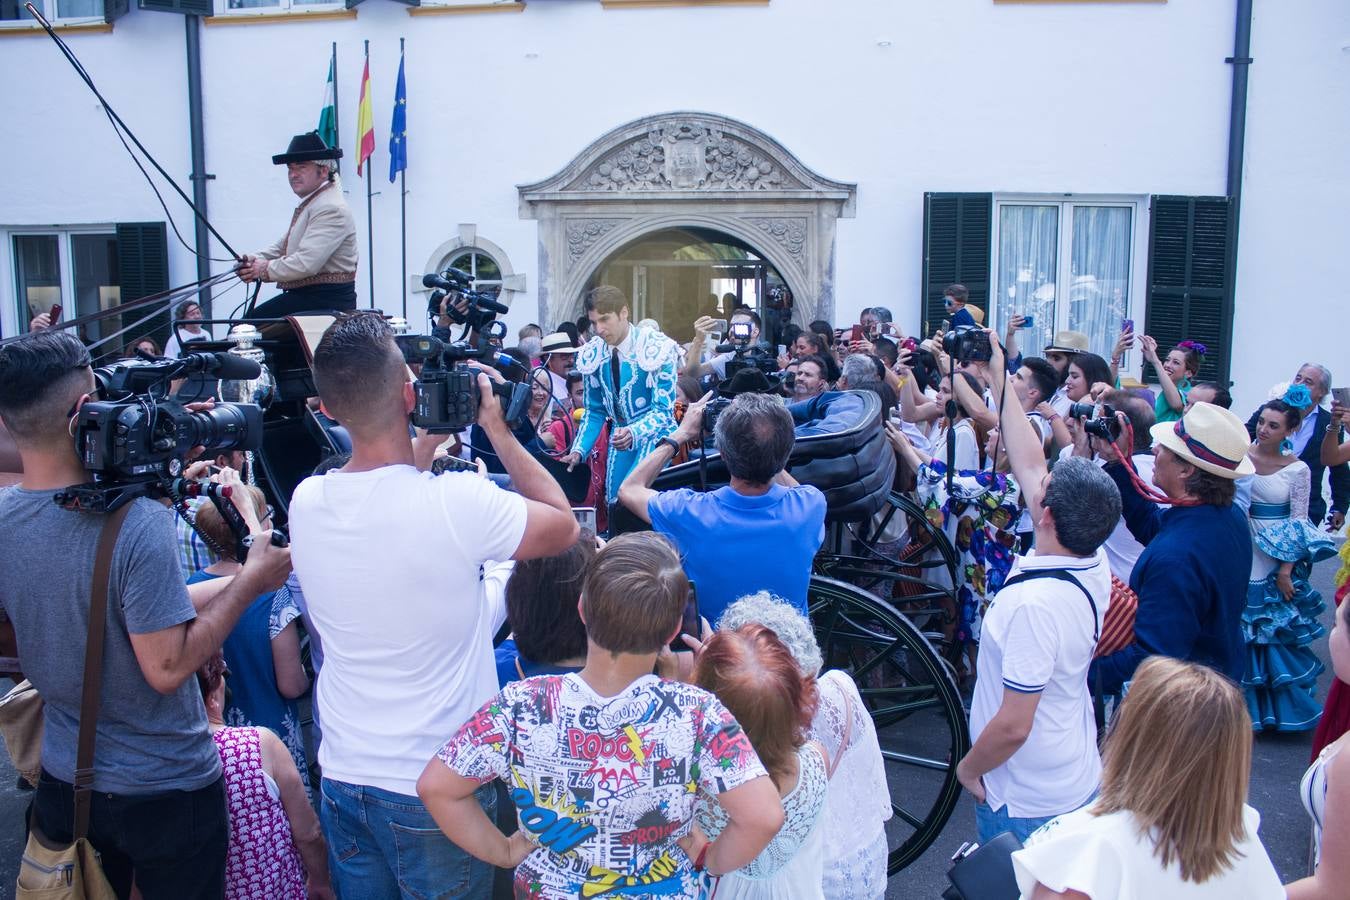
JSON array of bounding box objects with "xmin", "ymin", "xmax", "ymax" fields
[
  {"xmin": 331, "ymin": 42, "xmax": 340, "ymax": 176},
  {"xmin": 364, "ymin": 39, "xmax": 375, "ymax": 309},
  {"xmin": 399, "ymin": 37, "xmax": 407, "ymax": 320}
]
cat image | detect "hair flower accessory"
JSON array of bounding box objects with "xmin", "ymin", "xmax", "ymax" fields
[
  {"xmin": 1282, "ymin": 383, "xmax": 1314, "ymax": 410},
  {"xmin": 1177, "ymin": 340, "xmax": 1208, "ymax": 356}
]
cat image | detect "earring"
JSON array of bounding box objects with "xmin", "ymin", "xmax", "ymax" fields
[
  {"xmin": 1280, "ymin": 437, "xmax": 1294, "ymax": 455},
  {"xmin": 68, "ymin": 414, "xmax": 79, "ymax": 438}
]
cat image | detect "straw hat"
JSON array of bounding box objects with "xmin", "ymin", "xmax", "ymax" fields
[
  {"xmin": 1149, "ymin": 402, "xmax": 1255, "ymax": 479},
  {"xmin": 1044, "ymin": 330, "xmax": 1090, "ymax": 354},
  {"xmin": 540, "ymin": 332, "xmax": 579, "ymax": 354}
]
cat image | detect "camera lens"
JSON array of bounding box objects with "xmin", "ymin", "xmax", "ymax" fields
[{"xmin": 183, "ymin": 404, "xmax": 262, "ymax": 454}]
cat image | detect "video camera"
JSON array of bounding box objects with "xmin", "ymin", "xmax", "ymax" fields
[
  {"xmin": 423, "ymin": 268, "xmax": 510, "ymax": 339},
  {"xmin": 716, "ymin": 321, "xmax": 780, "ymax": 386},
  {"xmin": 1068, "ymin": 401, "xmax": 1123, "ymax": 443},
  {"xmin": 56, "ymin": 352, "xmax": 264, "ymax": 514},
  {"xmin": 396, "ymin": 334, "xmax": 532, "ymax": 433},
  {"xmin": 940, "ymin": 325, "xmax": 993, "ymax": 364}
]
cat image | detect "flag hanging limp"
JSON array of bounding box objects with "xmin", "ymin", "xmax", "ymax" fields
[
  {"xmin": 389, "ymin": 52, "xmax": 407, "ymax": 184},
  {"xmin": 355, "ymin": 56, "xmax": 375, "ymax": 177},
  {"xmin": 317, "ymin": 55, "xmax": 338, "ymax": 152}
]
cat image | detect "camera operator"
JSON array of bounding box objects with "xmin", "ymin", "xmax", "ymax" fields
[
  {"xmin": 684, "ymin": 309, "xmax": 762, "ymax": 381},
  {"xmin": 955, "ymin": 329, "xmax": 1121, "ymax": 843},
  {"xmin": 287, "ymin": 312, "xmax": 578, "ymax": 899},
  {"xmin": 618, "ymin": 391, "xmax": 826, "ymax": 625},
  {"xmin": 1090, "ymin": 401, "xmax": 1255, "ymax": 695},
  {"xmin": 0, "ymin": 331, "xmax": 292, "ymax": 899},
  {"xmin": 1061, "ymin": 390, "xmax": 1160, "ymax": 583}
]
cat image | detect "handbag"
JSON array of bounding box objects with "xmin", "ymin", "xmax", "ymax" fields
[
  {"xmin": 15, "ymin": 504, "xmax": 130, "ymax": 899},
  {"xmin": 1098, "ymin": 576, "xmax": 1138, "ymax": 658},
  {"xmin": 941, "ymin": 831, "xmax": 1023, "ymax": 900},
  {"xmin": 0, "ymin": 679, "xmax": 44, "ymax": 788}
]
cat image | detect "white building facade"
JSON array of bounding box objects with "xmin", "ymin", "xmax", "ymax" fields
[{"xmin": 1, "ymin": 0, "xmax": 1346, "ymax": 416}]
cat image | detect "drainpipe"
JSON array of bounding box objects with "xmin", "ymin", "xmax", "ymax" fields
[
  {"xmin": 1221, "ymin": 0, "xmax": 1254, "ymax": 384},
  {"xmin": 185, "ymin": 14, "xmax": 214, "ymax": 314}
]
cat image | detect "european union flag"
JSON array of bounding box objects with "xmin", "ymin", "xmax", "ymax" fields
[{"xmin": 388, "ymin": 53, "xmax": 407, "ymax": 183}]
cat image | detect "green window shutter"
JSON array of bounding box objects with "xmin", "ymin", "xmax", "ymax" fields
[
  {"xmin": 116, "ymin": 222, "xmax": 171, "ymax": 349},
  {"xmin": 1143, "ymin": 196, "xmax": 1233, "ymax": 385},
  {"xmin": 921, "ymin": 192, "xmax": 991, "ymax": 336},
  {"xmin": 103, "ymin": 0, "xmax": 131, "ymax": 21}
]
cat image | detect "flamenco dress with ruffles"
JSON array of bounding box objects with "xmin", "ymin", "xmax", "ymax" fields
[{"xmin": 1241, "ymin": 459, "xmax": 1336, "ymax": 731}]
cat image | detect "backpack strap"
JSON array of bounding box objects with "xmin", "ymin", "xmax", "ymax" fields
[{"xmin": 1000, "ymin": 568, "xmax": 1099, "ymax": 643}]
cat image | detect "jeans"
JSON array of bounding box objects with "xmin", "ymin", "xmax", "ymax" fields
[
  {"xmin": 32, "ymin": 769, "xmax": 228, "ymax": 900},
  {"xmin": 974, "ymin": 800, "xmax": 1058, "ymax": 845},
  {"xmin": 319, "ymin": 777, "xmax": 496, "ymax": 900}
]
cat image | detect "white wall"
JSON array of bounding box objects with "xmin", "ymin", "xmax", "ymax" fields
[
  {"xmin": 1230, "ymin": 0, "xmax": 1350, "ymax": 417},
  {"xmin": 4, "ymin": 0, "xmax": 1345, "ymax": 417}
]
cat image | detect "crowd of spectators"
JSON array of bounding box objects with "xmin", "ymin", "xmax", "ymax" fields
[{"xmin": 2, "ymin": 281, "xmax": 1349, "ymax": 899}]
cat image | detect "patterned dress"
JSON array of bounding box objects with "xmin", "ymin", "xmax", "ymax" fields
[
  {"xmin": 571, "ymin": 325, "xmax": 680, "ymax": 506},
  {"xmin": 214, "ymin": 727, "xmax": 307, "ymax": 900},
  {"xmin": 1241, "ymin": 460, "xmax": 1336, "ymax": 731},
  {"xmin": 187, "ymin": 571, "xmax": 310, "ymax": 795},
  {"xmin": 696, "ymin": 742, "xmax": 829, "ymax": 900}
]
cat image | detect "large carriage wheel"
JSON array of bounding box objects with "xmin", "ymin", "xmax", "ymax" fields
[{"xmin": 808, "ymin": 576, "xmax": 970, "ymax": 874}]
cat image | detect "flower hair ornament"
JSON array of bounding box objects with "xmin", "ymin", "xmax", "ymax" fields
[
  {"xmin": 1282, "ymin": 382, "xmax": 1314, "ymax": 410},
  {"xmin": 1177, "ymin": 340, "xmax": 1208, "ymax": 356}
]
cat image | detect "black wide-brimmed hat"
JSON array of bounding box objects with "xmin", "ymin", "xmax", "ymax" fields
[{"xmin": 272, "ymin": 131, "xmax": 343, "ymax": 165}]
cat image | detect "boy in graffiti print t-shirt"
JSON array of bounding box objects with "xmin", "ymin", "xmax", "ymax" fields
[{"xmin": 418, "ymin": 534, "xmax": 783, "ymax": 899}]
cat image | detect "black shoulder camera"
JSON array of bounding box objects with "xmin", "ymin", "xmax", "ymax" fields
[
  {"xmin": 423, "ymin": 268, "xmax": 510, "ymax": 339},
  {"xmin": 717, "ymin": 323, "xmax": 779, "ymax": 386},
  {"xmin": 57, "ymin": 353, "xmax": 264, "ymax": 513},
  {"xmin": 1069, "ymin": 402, "xmax": 1123, "ymax": 442},
  {"xmin": 397, "ymin": 334, "xmax": 531, "ymax": 434},
  {"xmin": 941, "ymin": 325, "xmax": 993, "ymax": 363}
]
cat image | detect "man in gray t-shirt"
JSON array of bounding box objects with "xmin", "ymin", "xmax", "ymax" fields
[{"xmin": 0, "ymin": 331, "xmax": 290, "ymax": 899}]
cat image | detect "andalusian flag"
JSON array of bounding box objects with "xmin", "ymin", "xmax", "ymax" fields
[
  {"xmin": 316, "ymin": 55, "xmax": 338, "ymax": 151},
  {"xmin": 354, "ymin": 54, "xmax": 375, "ymax": 177}
]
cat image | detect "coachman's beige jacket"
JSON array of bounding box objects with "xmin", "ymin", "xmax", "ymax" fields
[{"xmin": 256, "ymin": 180, "xmax": 359, "ymax": 290}]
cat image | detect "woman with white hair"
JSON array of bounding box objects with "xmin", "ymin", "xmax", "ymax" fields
[{"xmin": 718, "ymin": 592, "xmax": 892, "ymax": 899}]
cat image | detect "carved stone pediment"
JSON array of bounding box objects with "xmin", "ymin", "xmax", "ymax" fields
[
  {"xmin": 518, "ymin": 112, "xmax": 856, "ymax": 330},
  {"xmin": 520, "ymin": 112, "xmax": 853, "ymax": 207}
]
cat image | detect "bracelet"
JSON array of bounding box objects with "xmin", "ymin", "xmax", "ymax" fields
[{"xmin": 658, "ymin": 437, "xmax": 681, "ymax": 455}]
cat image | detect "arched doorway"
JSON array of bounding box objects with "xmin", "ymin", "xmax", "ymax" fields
[
  {"xmin": 586, "ymin": 226, "xmax": 792, "ymax": 346},
  {"xmin": 519, "ymin": 112, "xmax": 855, "ymax": 330}
]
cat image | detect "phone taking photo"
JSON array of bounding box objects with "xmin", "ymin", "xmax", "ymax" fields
[
  {"xmin": 1332, "ymin": 387, "xmax": 1350, "ymax": 409},
  {"xmin": 572, "ymin": 507, "xmax": 597, "ymax": 534},
  {"xmin": 670, "ymin": 582, "xmax": 700, "ymax": 652},
  {"xmin": 850, "ymin": 324, "xmax": 865, "ymax": 343}
]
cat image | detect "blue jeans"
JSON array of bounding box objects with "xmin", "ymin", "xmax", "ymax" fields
[
  {"xmin": 974, "ymin": 800, "xmax": 1057, "ymax": 845},
  {"xmin": 319, "ymin": 777, "xmax": 496, "ymax": 900}
]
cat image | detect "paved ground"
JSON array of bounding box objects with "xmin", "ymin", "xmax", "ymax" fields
[{"xmin": 0, "ymin": 550, "xmax": 1339, "ymax": 898}]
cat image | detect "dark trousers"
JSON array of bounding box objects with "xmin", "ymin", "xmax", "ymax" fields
[
  {"xmin": 33, "ymin": 769, "xmax": 228, "ymax": 900},
  {"xmin": 248, "ymin": 281, "xmax": 357, "ymax": 319}
]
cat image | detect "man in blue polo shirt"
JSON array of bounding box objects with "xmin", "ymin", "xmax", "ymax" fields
[{"xmin": 618, "ymin": 391, "xmax": 826, "ymax": 624}]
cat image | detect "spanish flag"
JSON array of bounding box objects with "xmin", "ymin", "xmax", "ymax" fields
[{"xmin": 354, "ymin": 54, "xmax": 375, "ymax": 177}]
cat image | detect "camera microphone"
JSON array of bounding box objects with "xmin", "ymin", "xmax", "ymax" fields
[
  {"xmin": 183, "ymin": 352, "xmax": 263, "ymax": 381},
  {"xmin": 422, "ymin": 272, "xmax": 459, "ymax": 292}
]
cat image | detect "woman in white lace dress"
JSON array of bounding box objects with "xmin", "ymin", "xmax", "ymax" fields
[
  {"xmin": 692, "ymin": 622, "xmax": 827, "ymax": 900},
  {"xmin": 717, "ymin": 594, "xmax": 892, "ymax": 899}
]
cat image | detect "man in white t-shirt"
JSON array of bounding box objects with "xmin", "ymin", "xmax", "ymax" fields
[
  {"xmin": 288, "ymin": 311, "xmax": 578, "ymax": 900},
  {"xmin": 684, "ymin": 309, "xmax": 761, "ymax": 381},
  {"xmin": 957, "ymin": 331, "xmax": 1122, "ymax": 843}
]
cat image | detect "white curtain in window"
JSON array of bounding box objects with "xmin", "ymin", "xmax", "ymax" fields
[
  {"xmin": 995, "ymin": 205, "xmax": 1058, "ymax": 359},
  {"xmin": 1069, "ymin": 206, "xmax": 1132, "ymax": 360}
]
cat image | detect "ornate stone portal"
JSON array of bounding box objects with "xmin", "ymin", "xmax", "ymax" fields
[{"xmin": 519, "ymin": 112, "xmax": 856, "ymax": 328}]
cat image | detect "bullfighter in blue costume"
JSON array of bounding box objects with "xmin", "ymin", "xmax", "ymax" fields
[{"xmin": 560, "ymin": 285, "xmax": 679, "ymax": 506}]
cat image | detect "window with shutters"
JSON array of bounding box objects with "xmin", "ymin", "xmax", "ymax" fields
[
  {"xmin": 989, "ymin": 195, "xmax": 1148, "ymax": 372},
  {"xmin": 0, "ymin": 0, "xmax": 105, "ymax": 27},
  {"xmin": 922, "ymin": 193, "xmax": 991, "ymax": 338},
  {"xmin": 2, "ymin": 223, "xmax": 169, "ymax": 355},
  {"xmin": 214, "ymin": 0, "xmax": 342, "ymax": 17},
  {"xmin": 1142, "ymin": 195, "xmax": 1232, "ymax": 384}
]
